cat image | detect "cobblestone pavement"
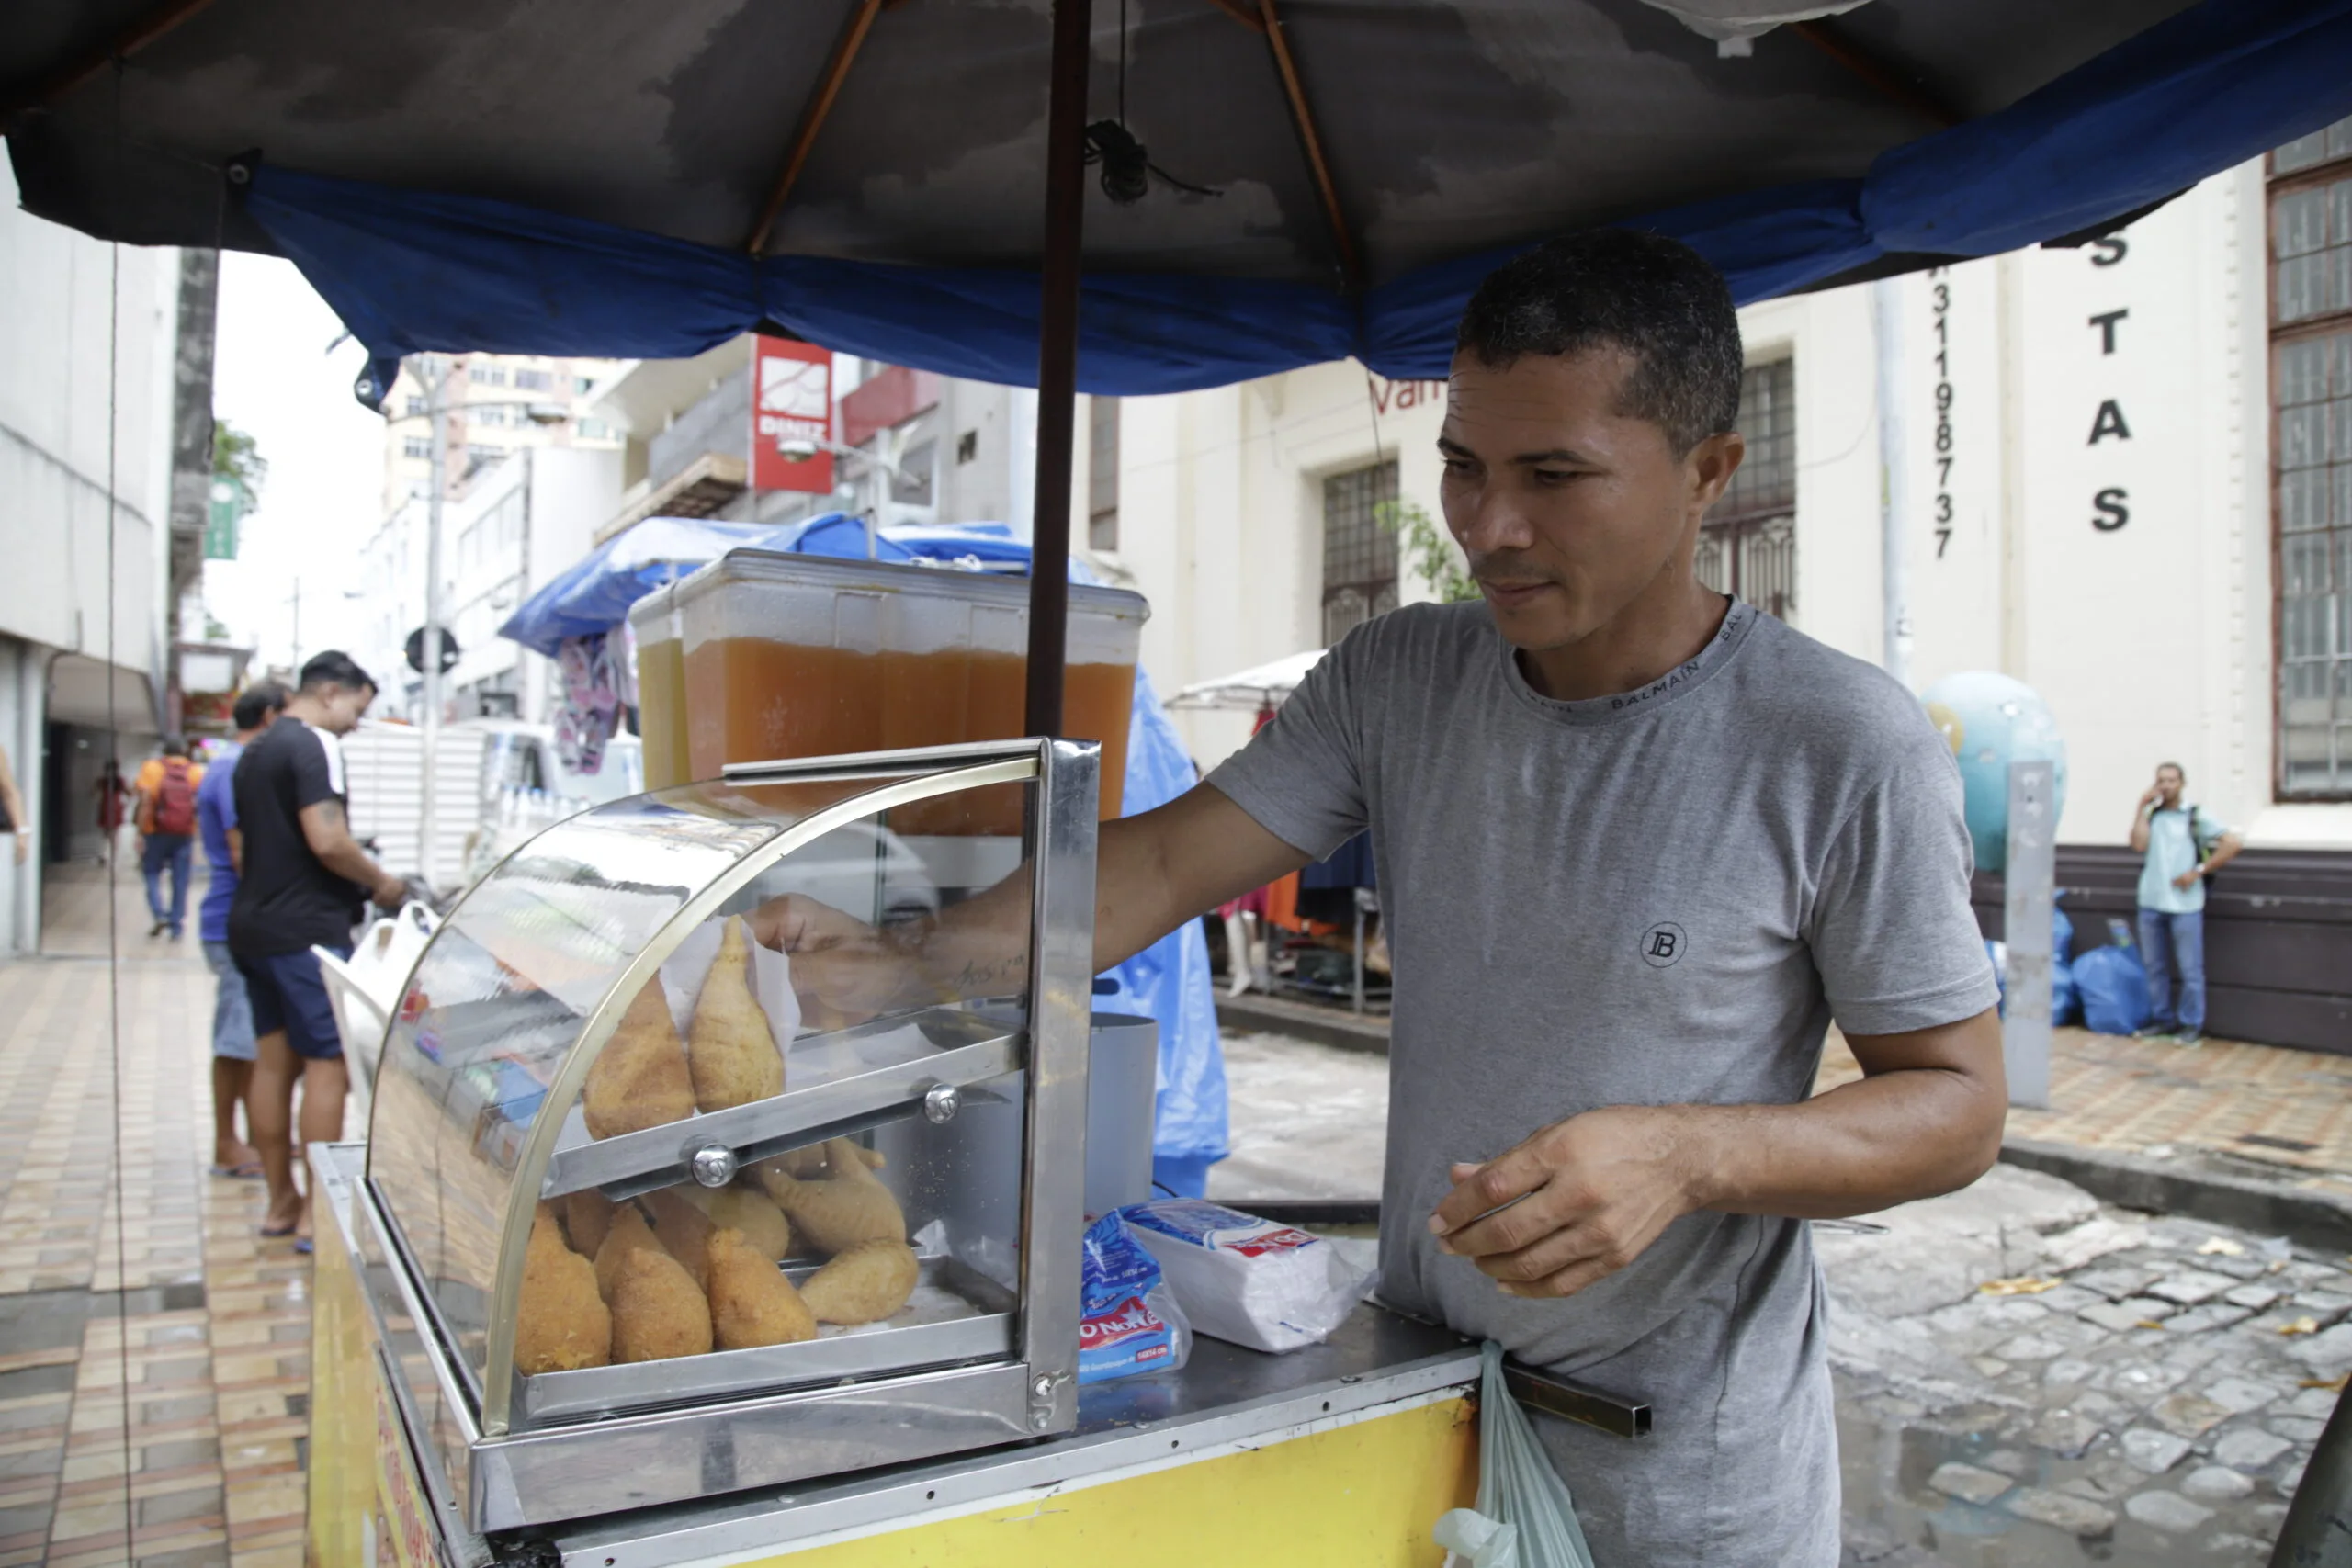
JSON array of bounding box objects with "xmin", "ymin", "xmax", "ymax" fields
[
  {"xmin": 1825, "ymin": 1165, "xmax": 2344, "ymax": 1566},
  {"xmin": 1213, "ymin": 1026, "xmax": 2345, "ymax": 1566},
  {"xmin": 0, "ymin": 863, "xmax": 316, "ymax": 1568}
]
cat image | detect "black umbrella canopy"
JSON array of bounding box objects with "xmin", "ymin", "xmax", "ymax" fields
[{"xmin": 6, "ymin": 0, "xmax": 2192, "ymax": 284}]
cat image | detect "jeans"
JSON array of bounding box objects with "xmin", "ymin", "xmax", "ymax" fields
[
  {"xmin": 202, "ymin": 941, "xmax": 257, "ymax": 1062},
  {"xmin": 2137, "ymin": 907, "xmax": 2206, "ymax": 1032},
  {"xmin": 141, "ymin": 833, "xmax": 193, "ymax": 932}
]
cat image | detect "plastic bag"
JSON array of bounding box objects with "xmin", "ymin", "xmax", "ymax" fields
[
  {"xmin": 1119, "ymin": 1199, "xmax": 1372, "ymax": 1353},
  {"xmin": 1079, "ymin": 1212, "xmax": 1192, "ymax": 1384},
  {"xmin": 1433, "ymin": 1342, "xmax": 1597, "ymax": 1568},
  {"xmin": 2072, "ymin": 942, "xmax": 2151, "ymax": 1036}
]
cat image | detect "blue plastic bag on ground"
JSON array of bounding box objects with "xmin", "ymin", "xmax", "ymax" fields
[
  {"xmin": 1432, "ymin": 1343, "xmax": 1596, "ymax": 1568},
  {"xmin": 2073, "ymin": 942, "xmax": 2151, "ymax": 1036}
]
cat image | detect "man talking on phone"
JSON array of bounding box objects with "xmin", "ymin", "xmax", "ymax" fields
[{"xmin": 760, "ymin": 230, "xmax": 2005, "ymax": 1565}]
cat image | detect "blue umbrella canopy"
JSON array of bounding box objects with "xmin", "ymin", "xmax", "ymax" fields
[{"xmin": 8, "ymin": 0, "xmax": 2351, "ymax": 403}]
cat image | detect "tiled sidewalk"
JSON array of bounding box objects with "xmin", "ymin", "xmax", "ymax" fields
[
  {"xmin": 0, "ymin": 864, "xmax": 312, "ymax": 1568},
  {"xmin": 1820, "ymin": 1024, "xmax": 2352, "ymax": 1197}
]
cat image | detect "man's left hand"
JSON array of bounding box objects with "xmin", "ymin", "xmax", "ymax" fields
[
  {"xmin": 2172, "ymin": 867, "xmax": 2201, "ymax": 891},
  {"xmin": 1427, "ymin": 1105, "xmax": 1705, "ymax": 1300}
]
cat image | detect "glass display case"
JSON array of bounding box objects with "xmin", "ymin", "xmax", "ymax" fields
[{"xmin": 358, "ymin": 739, "xmax": 1101, "ymax": 1531}]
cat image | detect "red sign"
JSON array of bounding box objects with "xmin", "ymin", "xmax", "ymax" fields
[{"xmin": 752, "ymin": 335, "xmax": 835, "ymax": 492}]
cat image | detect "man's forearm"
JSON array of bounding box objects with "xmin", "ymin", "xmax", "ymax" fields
[
  {"xmin": 1679, "ymin": 1058, "xmax": 2005, "ymax": 1219},
  {"xmin": 314, "ymin": 835, "xmax": 390, "ymax": 897}
]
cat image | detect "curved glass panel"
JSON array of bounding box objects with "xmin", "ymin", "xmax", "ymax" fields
[
  {"xmin": 366, "ymin": 761, "xmax": 1043, "ymax": 1414},
  {"xmin": 368, "ymin": 775, "xmax": 912, "ymax": 1382}
]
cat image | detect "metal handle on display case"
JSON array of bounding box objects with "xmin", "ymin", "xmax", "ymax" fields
[{"xmin": 538, "ymin": 1010, "xmax": 1026, "ymax": 1200}]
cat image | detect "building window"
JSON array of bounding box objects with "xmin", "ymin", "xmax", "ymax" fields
[
  {"xmin": 2272, "ymin": 115, "xmax": 2352, "ymax": 797},
  {"xmin": 576, "ymin": 417, "xmax": 613, "ymax": 442},
  {"xmin": 1696, "ymin": 357, "xmax": 1797, "ymax": 623},
  {"xmin": 404, "ymin": 395, "xmax": 426, "ymax": 417},
  {"xmin": 402, "ymin": 435, "xmax": 431, "ymax": 460},
  {"xmin": 1089, "ymin": 398, "xmax": 1120, "ymax": 551},
  {"xmin": 471, "ymin": 364, "xmax": 508, "ymax": 388},
  {"xmin": 956, "ymin": 430, "xmax": 979, "ymax": 465},
  {"xmin": 573, "ymin": 374, "xmax": 596, "ymax": 396},
  {"xmin": 514, "ymin": 367, "xmax": 555, "ymax": 392},
  {"xmin": 472, "ymin": 404, "xmax": 509, "ymax": 427},
  {"xmin": 1321, "ymin": 459, "xmax": 1399, "ymax": 645}
]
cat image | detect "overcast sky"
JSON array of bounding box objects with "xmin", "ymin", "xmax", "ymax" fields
[{"xmin": 203, "ymin": 253, "xmax": 385, "ymax": 671}]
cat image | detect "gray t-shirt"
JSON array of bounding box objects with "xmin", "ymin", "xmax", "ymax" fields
[{"xmin": 1207, "ymin": 596, "xmax": 1997, "ymax": 1568}]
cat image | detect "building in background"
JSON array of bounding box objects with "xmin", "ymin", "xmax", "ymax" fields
[
  {"xmin": 587, "ymin": 337, "xmax": 1036, "ymax": 543},
  {"xmin": 377, "ymin": 352, "xmax": 625, "ymax": 515},
  {"xmin": 0, "ymin": 161, "xmax": 214, "ymax": 952},
  {"xmin": 350, "ymin": 446, "xmax": 623, "ymax": 725}
]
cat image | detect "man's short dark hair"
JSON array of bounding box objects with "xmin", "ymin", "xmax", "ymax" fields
[
  {"xmin": 162, "ymin": 735, "xmax": 188, "ymax": 758},
  {"xmin": 232, "ymin": 682, "xmax": 289, "ymax": 732},
  {"xmin": 1456, "ymin": 228, "xmax": 1743, "ymax": 456},
  {"xmin": 300, "ymin": 650, "xmax": 377, "ymax": 695},
  {"xmin": 2158, "ymin": 761, "xmax": 2186, "ymax": 779}
]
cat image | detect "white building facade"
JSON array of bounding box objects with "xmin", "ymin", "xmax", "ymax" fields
[
  {"xmin": 351, "ymin": 445, "xmax": 624, "ymax": 726},
  {"xmin": 1099, "ymin": 148, "xmax": 2352, "ymax": 856},
  {"xmin": 0, "ymin": 162, "xmax": 203, "ymax": 951}
]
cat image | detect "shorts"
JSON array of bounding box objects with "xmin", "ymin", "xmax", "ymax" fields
[
  {"xmin": 234, "ymin": 945, "xmax": 351, "ymax": 1062},
  {"xmin": 201, "ymin": 941, "xmax": 257, "ymax": 1062}
]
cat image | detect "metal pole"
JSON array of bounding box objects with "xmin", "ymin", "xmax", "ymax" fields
[
  {"xmin": 2002, "ymin": 759, "xmax": 2054, "ymax": 1109},
  {"xmin": 421, "ymin": 356, "xmax": 447, "ymax": 889},
  {"xmin": 1871, "ymin": 277, "xmax": 1912, "ymax": 688},
  {"xmin": 1023, "ymin": 0, "xmax": 1092, "ymax": 739}
]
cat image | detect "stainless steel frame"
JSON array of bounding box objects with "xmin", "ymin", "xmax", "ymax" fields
[{"xmin": 362, "ymin": 739, "xmax": 1102, "ymax": 1533}]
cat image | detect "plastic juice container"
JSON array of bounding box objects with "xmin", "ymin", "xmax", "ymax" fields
[
  {"xmin": 627, "ymin": 585, "xmax": 692, "ymax": 791},
  {"xmin": 673, "ymin": 551, "xmax": 1147, "ymax": 827}
]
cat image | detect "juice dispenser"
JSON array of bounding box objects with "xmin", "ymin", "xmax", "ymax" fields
[
  {"xmin": 628, "ymin": 582, "xmax": 690, "ymax": 791},
  {"xmin": 672, "ymin": 551, "xmax": 1146, "ymax": 816}
]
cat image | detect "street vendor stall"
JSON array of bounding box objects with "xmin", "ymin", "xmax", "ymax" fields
[
  {"xmin": 17, "ymin": 1, "xmax": 2352, "ymax": 1562},
  {"xmin": 302, "ymin": 738, "xmax": 1493, "ymax": 1567}
]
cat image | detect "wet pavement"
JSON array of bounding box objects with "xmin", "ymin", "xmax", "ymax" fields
[{"xmin": 1212, "ymin": 1027, "xmax": 2342, "ymax": 1566}]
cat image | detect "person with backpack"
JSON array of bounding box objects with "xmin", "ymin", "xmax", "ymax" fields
[
  {"xmin": 2129, "ymin": 761, "xmax": 2245, "ymax": 1045},
  {"xmin": 133, "ymin": 737, "xmax": 205, "ymax": 939}
]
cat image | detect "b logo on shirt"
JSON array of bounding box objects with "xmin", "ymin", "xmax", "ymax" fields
[{"xmin": 1640, "ymin": 922, "xmax": 1687, "ymax": 968}]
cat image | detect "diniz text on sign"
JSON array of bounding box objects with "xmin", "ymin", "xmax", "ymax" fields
[
  {"xmin": 2086, "ymin": 233, "xmax": 2132, "ymax": 533},
  {"xmin": 1928, "ymin": 269, "xmax": 1957, "ymax": 559}
]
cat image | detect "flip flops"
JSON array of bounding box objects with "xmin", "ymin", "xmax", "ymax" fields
[
  {"xmin": 259, "ymin": 1222, "xmax": 300, "ymax": 1238},
  {"xmin": 209, "ymin": 1162, "xmax": 264, "ymax": 1179}
]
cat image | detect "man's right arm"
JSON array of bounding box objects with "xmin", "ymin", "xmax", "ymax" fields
[
  {"xmin": 756, "ymin": 783, "xmax": 1308, "ymax": 1013},
  {"xmin": 2129, "ymin": 791, "xmax": 2155, "ymax": 852},
  {"xmin": 297, "ymin": 799, "xmax": 404, "ymax": 908}
]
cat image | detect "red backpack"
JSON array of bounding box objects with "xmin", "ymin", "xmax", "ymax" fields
[{"xmin": 153, "ymin": 759, "xmax": 198, "ymax": 835}]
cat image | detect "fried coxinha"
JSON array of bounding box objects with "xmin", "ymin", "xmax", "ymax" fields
[{"xmin": 581, "ymin": 913, "xmax": 786, "ymax": 1139}]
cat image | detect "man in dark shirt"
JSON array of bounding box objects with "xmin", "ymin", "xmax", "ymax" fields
[{"xmin": 230, "ymin": 651, "xmax": 405, "ymax": 1241}]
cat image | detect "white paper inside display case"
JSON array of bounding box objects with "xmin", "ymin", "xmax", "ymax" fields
[{"xmin": 654, "ymin": 915, "xmax": 802, "ymax": 1059}]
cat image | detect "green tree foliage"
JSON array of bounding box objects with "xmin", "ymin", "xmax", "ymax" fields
[
  {"xmin": 211, "ymin": 419, "xmax": 267, "ymax": 504},
  {"xmin": 1376, "ymin": 498, "xmax": 1479, "ymax": 604}
]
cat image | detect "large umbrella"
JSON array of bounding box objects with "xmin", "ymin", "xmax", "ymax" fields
[{"xmin": 9, "ymin": 0, "xmax": 2352, "ymax": 728}]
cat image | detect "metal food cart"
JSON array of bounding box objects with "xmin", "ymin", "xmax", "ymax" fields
[{"xmin": 306, "ymin": 738, "xmax": 1493, "ymax": 1565}]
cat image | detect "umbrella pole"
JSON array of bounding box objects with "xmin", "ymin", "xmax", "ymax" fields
[{"xmin": 1023, "ymin": 0, "xmax": 1092, "ymax": 739}]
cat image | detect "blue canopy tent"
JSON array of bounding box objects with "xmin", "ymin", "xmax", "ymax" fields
[{"xmin": 502, "ymin": 516, "xmax": 1229, "ymax": 1189}]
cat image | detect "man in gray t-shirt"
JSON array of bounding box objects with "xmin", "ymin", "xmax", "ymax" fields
[{"xmin": 763, "ymin": 229, "xmax": 2004, "ymax": 1566}]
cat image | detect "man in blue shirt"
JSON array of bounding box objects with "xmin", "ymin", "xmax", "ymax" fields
[
  {"xmin": 2130, "ymin": 761, "xmax": 2243, "ymax": 1045},
  {"xmin": 198, "ymin": 682, "xmax": 288, "ymax": 1176}
]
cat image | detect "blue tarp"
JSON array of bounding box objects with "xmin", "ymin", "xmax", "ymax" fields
[
  {"xmin": 235, "ymin": 0, "xmax": 2352, "ymax": 408},
  {"xmin": 502, "ymin": 518, "xmax": 1229, "ymax": 1168},
  {"xmin": 498, "ymin": 513, "xmax": 900, "ymax": 656}
]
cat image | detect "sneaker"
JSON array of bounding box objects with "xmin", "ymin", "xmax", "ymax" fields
[
  {"xmin": 2132, "ymin": 1024, "xmax": 2175, "ymax": 1039},
  {"xmin": 2171, "ymin": 1029, "xmax": 2204, "ymax": 1047},
  {"xmin": 147, "ymin": 919, "xmax": 166, "ymax": 938}
]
